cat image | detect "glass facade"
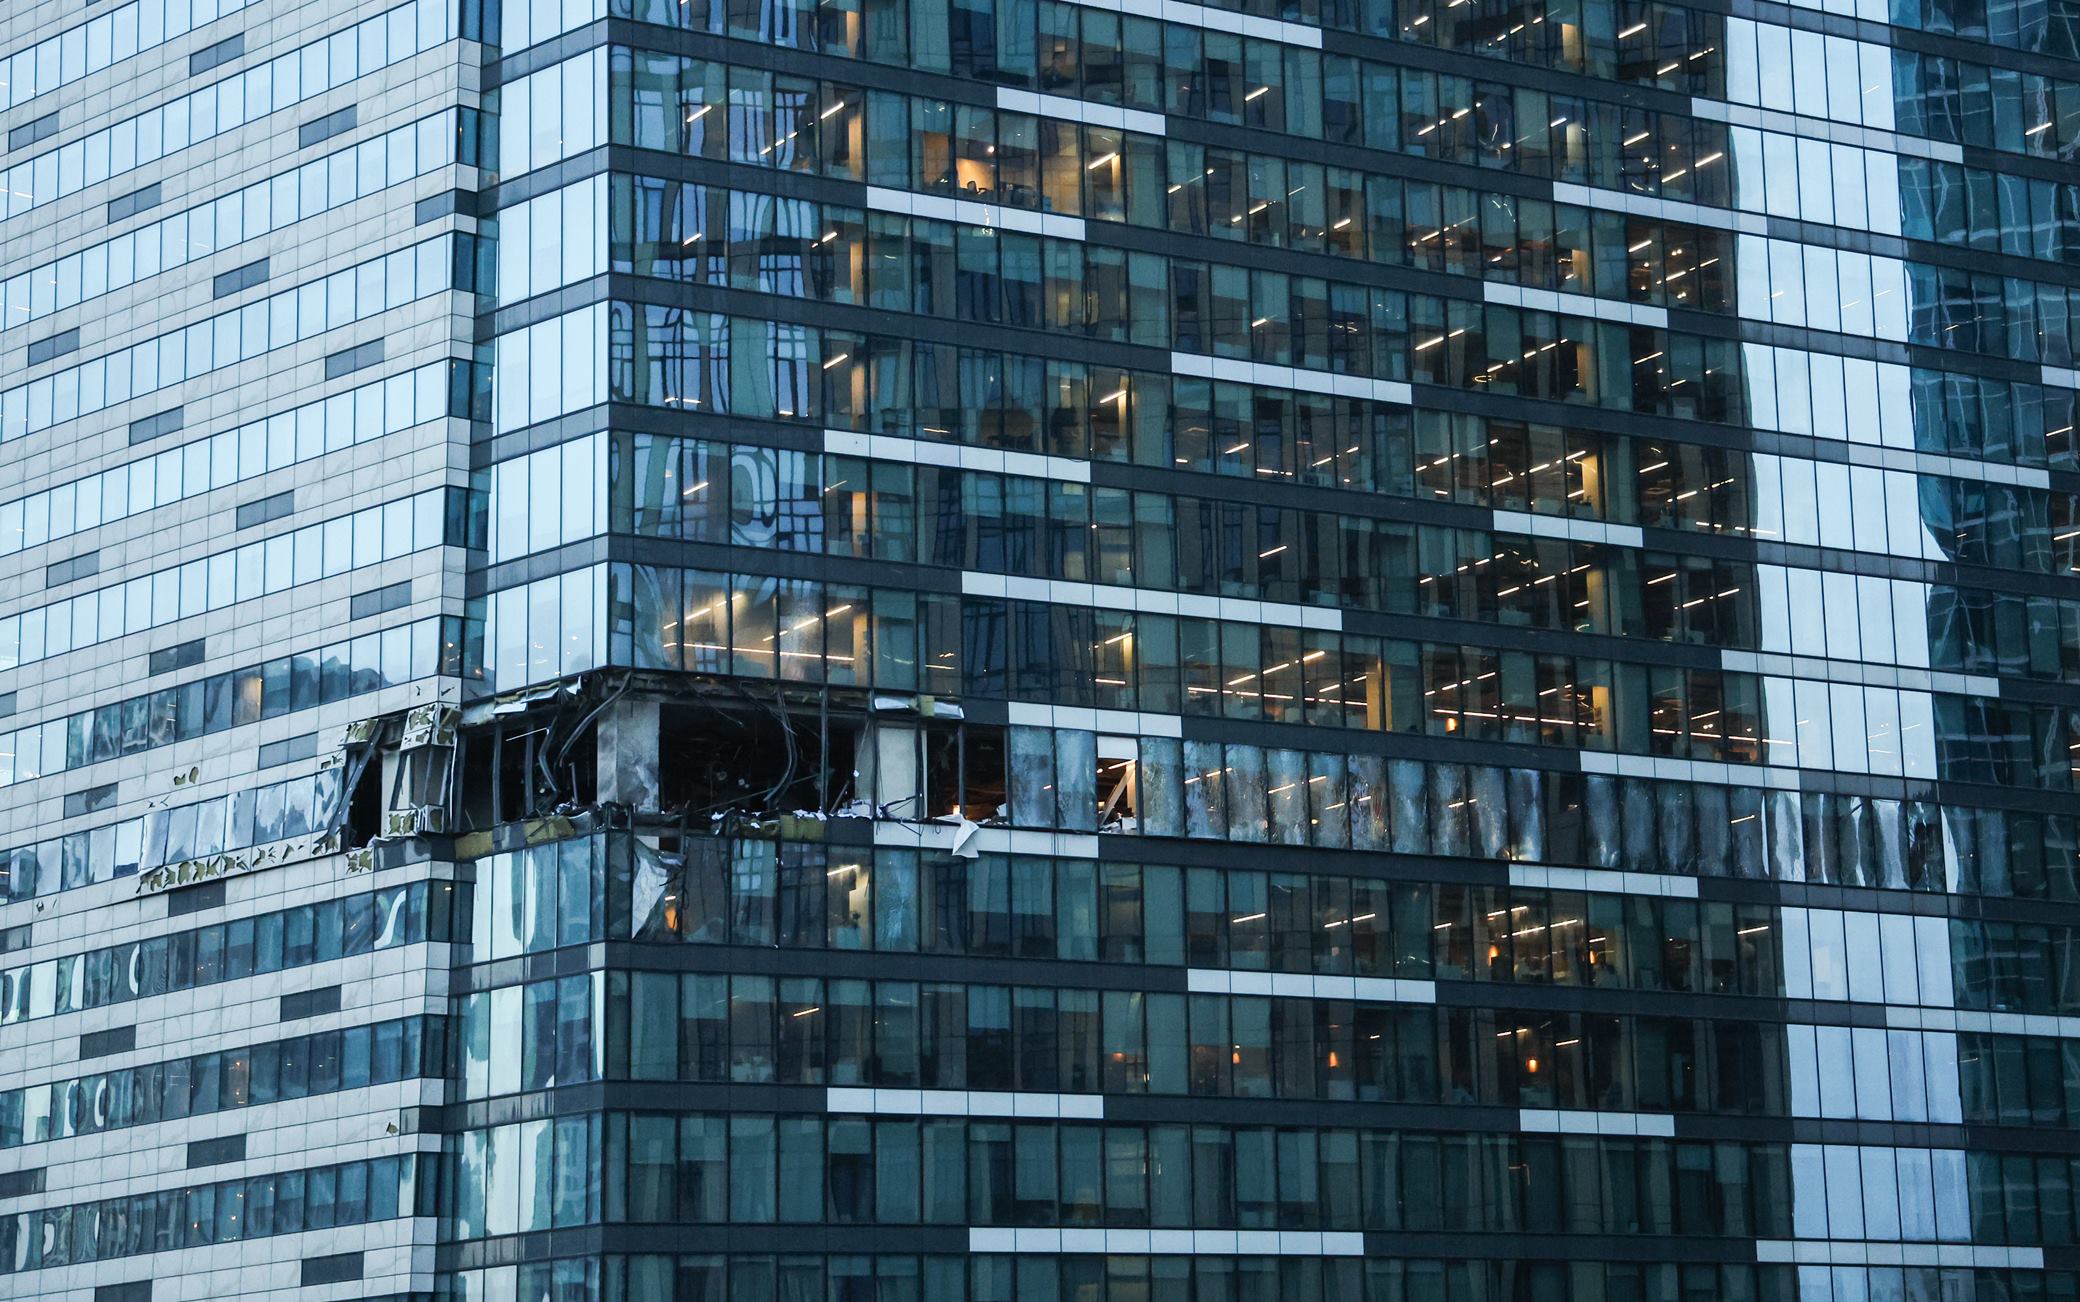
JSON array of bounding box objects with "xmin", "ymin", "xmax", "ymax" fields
[
  {"xmin": 3, "ymin": 0, "xmax": 2078, "ymax": 1294},
  {"xmin": 456, "ymin": 0, "xmax": 2080, "ymax": 1293}
]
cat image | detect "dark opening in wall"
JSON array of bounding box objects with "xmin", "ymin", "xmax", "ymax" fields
[
  {"xmin": 44, "ymin": 550, "xmax": 99, "ymax": 587},
  {"xmin": 27, "ymin": 328, "xmax": 79, "ymax": 366},
  {"xmin": 188, "ymin": 33, "xmax": 244, "ymax": 75},
  {"xmin": 127, "ymin": 406, "xmax": 183, "ymax": 444},
  {"xmin": 298, "ymin": 105, "xmax": 357, "ymax": 148},
  {"xmin": 657, "ymin": 700, "xmax": 847, "ymax": 818},
  {"xmin": 79, "ymin": 1025, "xmax": 135, "ymax": 1059},
  {"xmin": 456, "ymin": 685, "xmax": 1006, "ymax": 832},
  {"xmin": 301, "ymin": 1253, "xmax": 363, "ymax": 1286},
  {"xmin": 489, "ymin": 723, "xmax": 552, "ymax": 826},
  {"xmin": 346, "ymin": 756, "xmax": 385, "ymax": 847},
  {"xmin": 185, "ymin": 1135, "xmax": 245, "ymax": 1167},
  {"xmin": 62, "ymin": 783, "xmax": 117, "ymax": 818},
  {"xmin": 106, "ymin": 184, "xmax": 163, "ymax": 224},
  {"xmin": 350, "ymin": 580, "xmax": 413, "ymax": 620},
  {"xmin": 9, "ymin": 112, "xmax": 58, "ymax": 151},
  {"xmin": 954, "ymin": 724, "xmax": 1006, "ymax": 822},
  {"xmin": 211, "ymin": 256, "xmax": 269, "ymax": 298},
  {"xmin": 166, "ymin": 881, "xmax": 226, "ymax": 916},
  {"xmin": 280, "ymin": 985, "xmax": 341, "ymax": 1020},
  {"xmin": 148, "ymin": 639, "xmax": 206, "ymax": 675}
]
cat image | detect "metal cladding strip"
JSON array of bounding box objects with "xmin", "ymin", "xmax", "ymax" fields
[
  {"xmin": 1482, "ymin": 281, "xmax": 1669, "ymax": 330},
  {"xmin": 969, "ymin": 1228, "xmax": 1368, "ymax": 1254},
  {"xmin": 1691, "ymin": 97, "xmax": 1966, "ymax": 164},
  {"xmin": 1576, "ymin": 749, "xmax": 1805, "ymax": 790},
  {"xmin": 824, "ymin": 428, "xmax": 1093, "ymax": 483},
  {"xmin": 1170, "ymin": 351, "xmax": 1413, "ymax": 406},
  {"xmin": 1519, "ymin": 1109, "xmax": 1678, "ymax": 1137},
  {"xmin": 1185, "ymin": 969, "xmax": 1438, "ymax": 1003},
  {"xmin": 869, "ymin": 821, "xmax": 1108, "ymax": 858},
  {"xmin": 1506, "ymin": 863, "xmax": 1700, "ymax": 898},
  {"xmin": 826, "ymin": 1088, "xmax": 1104, "ymax": 1118},
  {"xmin": 862, "ymin": 186, "xmax": 1088, "ymax": 242},
  {"xmin": 1044, "ymin": 0, "xmax": 1324, "ymax": 47},
  {"xmin": 958, "ymin": 570, "xmax": 1344, "ymax": 633},
  {"xmin": 1719, "ymin": 649, "xmax": 2000, "ymax": 698},
  {"xmin": 1551, "ymin": 181, "xmax": 1772, "ymax": 236},
  {"xmin": 997, "ymin": 87, "xmax": 1167, "ymax": 137},
  {"xmin": 1754, "ymin": 1243, "xmax": 2044, "ymax": 1268},
  {"xmin": 1885, "ymin": 1005, "xmax": 2080, "ymax": 1040},
  {"xmin": 1491, "ymin": 507, "xmax": 1645, "ymax": 549}
]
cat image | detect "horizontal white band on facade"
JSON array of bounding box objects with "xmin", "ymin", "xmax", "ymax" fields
[
  {"xmin": 1885, "ymin": 1005, "xmax": 2080, "ymax": 1040},
  {"xmin": 1507, "ymin": 863, "xmax": 1700, "ymax": 900},
  {"xmin": 1550, "ymin": 181, "xmax": 1771, "ymax": 236},
  {"xmin": 0, "ymin": 968, "xmax": 450, "ymax": 1095},
  {"xmin": 1519, "ymin": 1109, "xmax": 1676, "ymax": 1138},
  {"xmin": 1890, "ymin": 447, "xmax": 2051, "ymax": 490},
  {"xmin": 2046, "ymin": 365, "xmax": 2080, "ymax": 391},
  {"xmin": 25, "ymin": 1080, "xmax": 444, "ymax": 1200},
  {"xmin": 869, "ymin": 821, "xmax": 1103, "ymax": 860},
  {"xmin": 823, "ymin": 428, "xmax": 1091, "ymax": 483},
  {"xmin": 0, "ymin": 1222, "xmax": 429, "ymax": 1292},
  {"xmin": 826, "ymin": 1087, "xmax": 1102, "ymax": 1118},
  {"xmin": 968, "ymin": 1228, "xmax": 1366, "ymax": 1255},
  {"xmin": 997, "ymin": 87, "xmax": 1166, "ymax": 137},
  {"xmin": 958, "ymin": 571, "xmax": 1345, "ymax": 633},
  {"xmin": 822, "ymin": 437, "xmax": 2048, "ymax": 545},
  {"xmin": 0, "ymin": 942, "xmax": 454, "ymax": 1071},
  {"xmin": 1048, "ymin": 0, "xmax": 1323, "ymax": 47},
  {"xmin": 1170, "ymin": 351, "xmax": 1413, "ymax": 406},
  {"xmin": 1186, "ymin": 969, "xmax": 1437, "ymax": 1003},
  {"xmin": 819, "ymin": 426, "xmax": 2038, "ymax": 497},
  {"xmin": 1755, "ymin": 1242, "xmax": 2043, "ymax": 1269},
  {"xmin": 1491, "ymin": 508, "xmax": 1644, "ymax": 550},
  {"xmin": 0, "ymin": 1130, "xmax": 437, "ymax": 1217},
  {"xmin": 1690, "ymin": 98, "xmax": 1966, "ymax": 165},
  {"xmin": 863, "ymin": 185, "xmax": 1088, "ymax": 242},
  {"xmin": 1719, "ymin": 650, "xmax": 1997, "ymax": 699},
  {"xmin": 1004, "ymin": 700, "xmax": 1185, "ymax": 738},
  {"xmin": 1480, "ymin": 282, "xmax": 1668, "ymax": 330},
  {"xmin": 1577, "ymin": 749, "xmax": 1804, "ymax": 790}
]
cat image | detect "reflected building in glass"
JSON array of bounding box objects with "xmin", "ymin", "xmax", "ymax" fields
[{"xmin": 3, "ymin": 0, "xmax": 2080, "ymax": 1295}]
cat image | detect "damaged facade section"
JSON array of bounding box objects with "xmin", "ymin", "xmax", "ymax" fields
[{"xmin": 435, "ymin": 665, "xmax": 1197, "ymax": 865}]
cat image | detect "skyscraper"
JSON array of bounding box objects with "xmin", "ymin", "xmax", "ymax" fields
[{"xmin": 3, "ymin": 0, "xmax": 2080, "ymax": 1295}]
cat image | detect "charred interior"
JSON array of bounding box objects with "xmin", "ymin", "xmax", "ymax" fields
[{"xmin": 333, "ymin": 675, "xmax": 1085, "ymax": 860}]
